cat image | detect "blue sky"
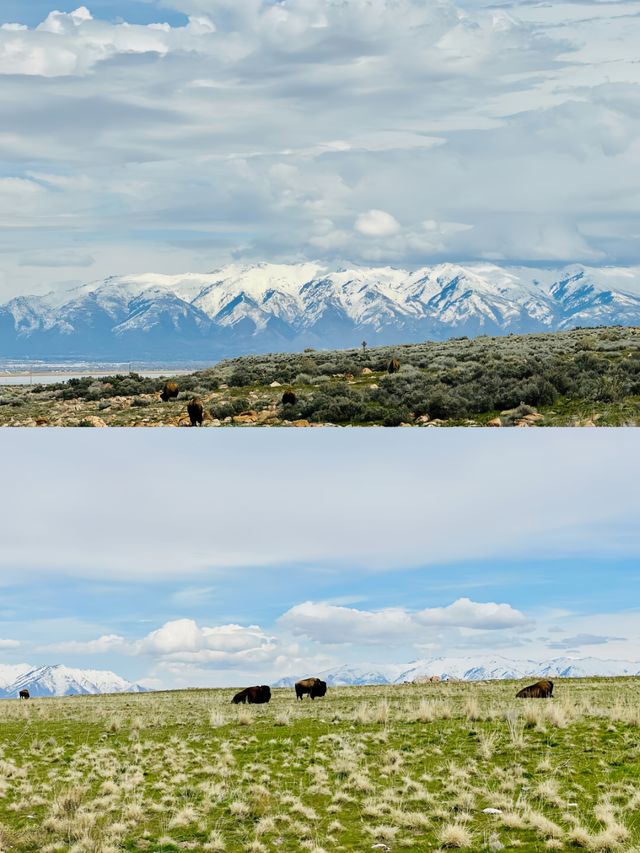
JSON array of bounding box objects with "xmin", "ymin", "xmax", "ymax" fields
[
  {"xmin": 1, "ymin": 0, "xmax": 640, "ymax": 300},
  {"xmin": 0, "ymin": 430, "xmax": 638, "ymax": 688},
  {"xmin": 0, "ymin": 1, "xmax": 188, "ymax": 27}
]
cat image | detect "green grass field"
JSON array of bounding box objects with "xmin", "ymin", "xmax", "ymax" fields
[{"xmin": 0, "ymin": 679, "xmax": 638, "ymax": 852}]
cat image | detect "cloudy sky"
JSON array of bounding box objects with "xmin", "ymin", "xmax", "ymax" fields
[
  {"xmin": 1, "ymin": 0, "xmax": 640, "ymax": 300},
  {"xmin": 0, "ymin": 430, "xmax": 638, "ymax": 688}
]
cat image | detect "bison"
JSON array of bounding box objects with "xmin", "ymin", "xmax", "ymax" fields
[
  {"xmin": 187, "ymin": 397, "xmax": 204, "ymax": 426},
  {"xmin": 160, "ymin": 381, "xmax": 179, "ymax": 402},
  {"xmin": 295, "ymin": 678, "xmax": 327, "ymax": 700},
  {"xmin": 516, "ymin": 679, "xmax": 553, "ymax": 699},
  {"xmin": 388, "ymin": 358, "xmax": 401, "ymax": 374},
  {"xmin": 282, "ymin": 390, "xmax": 297, "ymax": 406},
  {"xmin": 19, "ymin": 689, "xmax": 29, "ymax": 700},
  {"xmin": 231, "ymin": 685, "xmax": 271, "ymax": 705}
]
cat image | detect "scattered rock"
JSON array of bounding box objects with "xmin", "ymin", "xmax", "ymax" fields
[
  {"xmin": 416, "ymin": 415, "xmax": 430, "ymax": 424},
  {"xmin": 79, "ymin": 416, "xmax": 107, "ymax": 427},
  {"xmin": 362, "ymin": 367, "xmax": 373, "ymax": 375},
  {"xmin": 482, "ymin": 808, "xmax": 503, "ymax": 815},
  {"xmin": 269, "ymin": 381, "xmax": 282, "ymax": 387}
]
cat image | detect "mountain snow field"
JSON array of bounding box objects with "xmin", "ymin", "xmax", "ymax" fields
[{"xmin": 3, "ymin": 262, "xmax": 640, "ymax": 360}]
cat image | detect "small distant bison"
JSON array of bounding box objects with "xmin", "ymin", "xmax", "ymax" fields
[
  {"xmin": 295, "ymin": 678, "xmax": 327, "ymax": 700},
  {"xmin": 187, "ymin": 397, "xmax": 204, "ymax": 426},
  {"xmin": 19, "ymin": 689, "xmax": 29, "ymax": 700},
  {"xmin": 160, "ymin": 381, "xmax": 179, "ymax": 402},
  {"xmin": 232, "ymin": 685, "xmax": 271, "ymax": 705},
  {"xmin": 516, "ymin": 679, "xmax": 553, "ymax": 699},
  {"xmin": 388, "ymin": 358, "xmax": 401, "ymax": 374},
  {"xmin": 282, "ymin": 390, "xmax": 297, "ymax": 406}
]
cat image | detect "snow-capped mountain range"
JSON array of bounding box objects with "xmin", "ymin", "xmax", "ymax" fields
[
  {"xmin": 0, "ymin": 664, "xmax": 147, "ymax": 698},
  {"xmin": 2, "ymin": 261, "xmax": 640, "ymax": 360},
  {"xmin": 274, "ymin": 655, "xmax": 640, "ymax": 687}
]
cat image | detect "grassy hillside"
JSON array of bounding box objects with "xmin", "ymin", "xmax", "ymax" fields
[
  {"xmin": 1, "ymin": 326, "xmax": 640, "ymax": 426},
  {"xmin": 0, "ymin": 678, "xmax": 639, "ymax": 851}
]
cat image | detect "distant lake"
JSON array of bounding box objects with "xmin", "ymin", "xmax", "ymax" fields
[{"xmin": 0, "ymin": 368, "xmax": 200, "ymax": 386}]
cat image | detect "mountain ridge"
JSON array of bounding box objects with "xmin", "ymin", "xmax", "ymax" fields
[
  {"xmin": 3, "ymin": 262, "xmax": 640, "ymax": 360},
  {"xmin": 0, "ymin": 664, "xmax": 147, "ymax": 698},
  {"xmin": 274, "ymin": 655, "xmax": 640, "ymax": 688}
]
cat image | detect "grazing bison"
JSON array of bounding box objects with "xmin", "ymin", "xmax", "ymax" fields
[
  {"xmin": 187, "ymin": 397, "xmax": 204, "ymax": 426},
  {"xmin": 19, "ymin": 689, "xmax": 29, "ymax": 700},
  {"xmin": 295, "ymin": 678, "xmax": 327, "ymax": 700},
  {"xmin": 231, "ymin": 685, "xmax": 271, "ymax": 705},
  {"xmin": 516, "ymin": 679, "xmax": 553, "ymax": 699},
  {"xmin": 160, "ymin": 381, "xmax": 179, "ymax": 402},
  {"xmin": 282, "ymin": 390, "xmax": 297, "ymax": 406},
  {"xmin": 388, "ymin": 358, "xmax": 401, "ymax": 374}
]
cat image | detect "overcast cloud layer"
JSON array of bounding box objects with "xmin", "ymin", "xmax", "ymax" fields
[
  {"xmin": 0, "ymin": 430, "xmax": 638, "ymax": 688},
  {"xmin": 1, "ymin": 0, "xmax": 640, "ymax": 299}
]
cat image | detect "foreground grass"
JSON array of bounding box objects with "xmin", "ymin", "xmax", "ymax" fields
[{"xmin": 0, "ymin": 679, "xmax": 639, "ymax": 851}]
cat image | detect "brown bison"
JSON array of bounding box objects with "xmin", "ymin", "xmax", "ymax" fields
[
  {"xmin": 516, "ymin": 679, "xmax": 553, "ymax": 699},
  {"xmin": 232, "ymin": 685, "xmax": 271, "ymax": 705},
  {"xmin": 295, "ymin": 678, "xmax": 327, "ymax": 700},
  {"xmin": 187, "ymin": 397, "xmax": 204, "ymax": 426},
  {"xmin": 282, "ymin": 390, "xmax": 297, "ymax": 406},
  {"xmin": 388, "ymin": 358, "xmax": 400, "ymax": 374},
  {"xmin": 160, "ymin": 381, "xmax": 179, "ymax": 402},
  {"xmin": 18, "ymin": 689, "xmax": 29, "ymax": 700}
]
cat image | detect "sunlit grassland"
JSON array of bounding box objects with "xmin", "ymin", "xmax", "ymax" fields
[{"xmin": 0, "ymin": 679, "xmax": 639, "ymax": 851}]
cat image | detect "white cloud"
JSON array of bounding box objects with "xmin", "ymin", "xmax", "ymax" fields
[
  {"xmin": 0, "ymin": 639, "xmax": 20, "ymax": 650},
  {"xmin": 279, "ymin": 597, "xmax": 530, "ymax": 645},
  {"xmin": 415, "ymin": 598, "xmax": 530, "ymax": 630},
  {"xmin": 135, "ymin": 619, "xmax": 278, "ymax": 664},
  {"xmin": 355, "ymin": 209, "xmax": 401, "ymax": 237},
  {"xmin": 44, "ymin": 634, "xmax": 127, "ymax": 654}
]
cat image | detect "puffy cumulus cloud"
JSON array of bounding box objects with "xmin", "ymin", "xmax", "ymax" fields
[
  {"xmin": 1, "ymin": 0, "xmax": 640, "ymax": 295},
  {"xmin": 355, "ymin": 209, "xmax": 401, "ymax": 237},
  {"xmin": 279, "ymin": 598, "xmax": 531, "ymax": 645},
  {"xmin": 135, "ymin": 618, "xmax": 279, "ymax": 665},
  {"xmin": 415, "ymin": 598, "xmax": 531, "ymax": 630}
]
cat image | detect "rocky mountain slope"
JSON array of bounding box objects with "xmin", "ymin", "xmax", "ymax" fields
[{"xmin": 2, "ymin": 262, "xmax": 640, "ymax": 359}]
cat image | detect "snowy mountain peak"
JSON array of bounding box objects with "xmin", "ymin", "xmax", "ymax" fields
[
  {"xmin": 2, "ymin": 261, "xmax": 640, "ymax": 360},
  {"xmin": 0, "ymin": 664, "xmax": 147, "ymax": 698}
]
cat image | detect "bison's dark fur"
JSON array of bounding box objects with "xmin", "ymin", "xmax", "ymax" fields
[
  {"xmin": 282, "ymin": 390, "xmax": 297, "ymax": 406},
  {"xmin": 187, "ymin": 397, "xmax": 204, "ymax": 426},
  {"xmin": 160, "ymin": 381, "xmax": 179, "ymax": 402},
  {"xmin": 388, "ymin": 358, "xmax": 401, "ymax": 374},
  {"xmin": 516, "ymin": 679, "xmax": 553, "ymax": 699},
  {"xmin": 295, "ymin": 678, "xmax": 327, "ymax": 700},
  {"xmin": 19, "ymin": 689, "xmax": 29, "ymax": 700},
  {"xmin": 231, "ymin": 685, "xmax": 271, "ymax": 705}
]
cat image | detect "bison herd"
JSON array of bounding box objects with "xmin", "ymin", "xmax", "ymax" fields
[
  {"xmin": 159, "ymin": 382, "xmax": 300, "ymax": 426},
  {"xmin": 229, "ymin": 677, "xmax": 555, "ymax": 706},
  {"xmin": 231, "ymin": 678, "xmax": 327, "ymax": 705}
]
